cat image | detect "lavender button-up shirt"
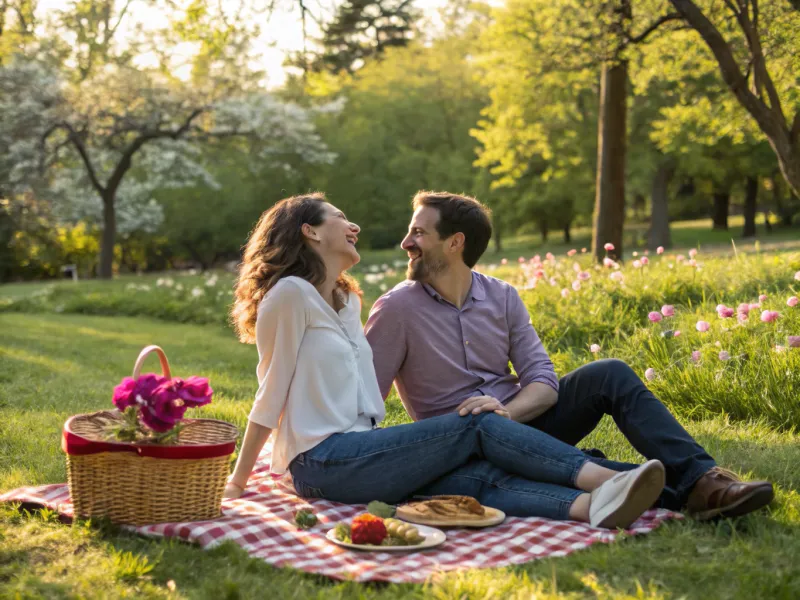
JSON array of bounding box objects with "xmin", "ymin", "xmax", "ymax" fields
[{"xmin": 364, "ymin": 271, "xmax": 559, "ymax": 421}]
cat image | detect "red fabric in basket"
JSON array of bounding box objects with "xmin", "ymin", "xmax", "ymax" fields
[{"xmin": 1, "ymin": 443, "xmax": 681, "ymax": 583}]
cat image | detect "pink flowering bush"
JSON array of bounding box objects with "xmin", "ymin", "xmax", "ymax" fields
[{"xmin": 110, "ymin": 373, "xmax": 213, "ymax": 442}]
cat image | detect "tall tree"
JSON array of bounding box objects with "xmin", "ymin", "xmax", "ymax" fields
[{"xmin": 667, "ymin": 0, "xmax": 800, "ymax": 195}]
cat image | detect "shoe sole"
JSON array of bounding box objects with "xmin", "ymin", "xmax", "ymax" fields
[
  {"xmin": 691, "ymin": 483, "xmax": 775, "ymax": 521},
  {"xmin": 595, "ymin": 460, "xmax": 666, "ymax": 529}
]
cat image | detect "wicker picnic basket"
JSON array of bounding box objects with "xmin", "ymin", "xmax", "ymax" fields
[{"xmin": 62, "ymin": 346, "xmax": 239, "ymax": 526}]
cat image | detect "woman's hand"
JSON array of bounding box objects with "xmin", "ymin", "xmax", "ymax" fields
[{"xmin": 223, "ymin": 481, "xmax": 245, "ymax": 499}]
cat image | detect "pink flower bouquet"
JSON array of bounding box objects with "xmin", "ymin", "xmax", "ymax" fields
[{"xmin": 108, "ymin": 347, "xmax": 213, "ymax": 443}]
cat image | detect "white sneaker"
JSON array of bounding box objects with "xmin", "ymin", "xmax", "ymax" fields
[{"xmin": 589, "ymin": 460, "xmax": 666, "ymax": 529}]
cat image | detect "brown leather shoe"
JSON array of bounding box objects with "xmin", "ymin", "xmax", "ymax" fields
[{"xmin": 686, "ymin": 467, "xmax": 774, "ymax": 520}]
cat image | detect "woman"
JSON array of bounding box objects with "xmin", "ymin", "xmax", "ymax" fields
[{"xmin": 223, "ymin": 193, "xmax": 665, "ymax": 528}]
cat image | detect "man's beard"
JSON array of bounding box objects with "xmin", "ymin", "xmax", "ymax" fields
[{"xmin": 406, "ymin": 249, "xmax": 447, "ymax": 281}]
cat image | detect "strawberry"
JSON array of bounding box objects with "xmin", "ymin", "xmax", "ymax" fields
[{"xmin": 350, "ymin": 513, "xmax": 387, "ymax": 545}]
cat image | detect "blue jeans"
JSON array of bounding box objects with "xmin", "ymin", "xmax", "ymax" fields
[
  {"xmin": 289, "ymin": 412, "xmax": 590, "ymax": 520},
  {"xmin": 529, "ymin": 359, "xmax": 717, "ymax": 510}
]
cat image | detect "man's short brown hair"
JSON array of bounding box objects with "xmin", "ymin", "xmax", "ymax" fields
[{"xmin": 412, "ymin": 191, "xmax": 492, "ymax": 268}]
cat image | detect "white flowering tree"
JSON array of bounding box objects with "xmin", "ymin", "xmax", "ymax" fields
[{"xmin": 0, "ymin": 57, "xmax": 336, "ymax": 278}]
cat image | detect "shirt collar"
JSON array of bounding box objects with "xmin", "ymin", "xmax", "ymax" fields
[{"xmin": 421, "ymin": 271, "xmax": 485, "ymax": 304}]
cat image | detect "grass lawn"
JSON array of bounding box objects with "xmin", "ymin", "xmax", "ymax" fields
[{"xmin": 2, "ymin": 312, "xmax": 799, "ymax": 599}]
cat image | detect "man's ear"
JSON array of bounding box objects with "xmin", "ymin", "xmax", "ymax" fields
[
  {"xmin": 301, "ymin": 223, "xmax": 319, "ymax": 242},
  {"xmin": 449, "ymin": 232, "xmax": 465, "ymax": 254}
]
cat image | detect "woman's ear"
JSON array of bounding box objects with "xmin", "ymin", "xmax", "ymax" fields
[{"xmin": 301, "ymin": 223, "xmax": 320, "ymax": 242}]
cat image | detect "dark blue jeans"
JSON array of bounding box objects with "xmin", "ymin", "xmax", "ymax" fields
[
  {"xmin": 529, "ymin": 359, "xmax": 717, "ymax": 510},
  {"xmin": 289, "ymin": 412, "xmax": 589, "ymax": 520}
]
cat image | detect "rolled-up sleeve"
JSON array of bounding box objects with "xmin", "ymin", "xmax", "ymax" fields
[
  {"xmin": 506, "ymin": 287, "xmax": 559, "ymax": 392},
  {"xmin": 364, "ymin": 294, "xmax": 407, "ymax": 400},
  {"xmin": 249, "ymin": 283, "xmax": 308, "ymax": 428}
]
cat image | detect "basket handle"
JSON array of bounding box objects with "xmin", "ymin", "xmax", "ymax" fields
[{"xmin": 132, "ymin": 345, "xmax": 172, "ymax": 380}]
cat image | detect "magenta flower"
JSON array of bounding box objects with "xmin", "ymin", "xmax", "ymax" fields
[
  {"xmin": 644, "ymin": 368, "xmax": 656, "ymax": 381},
  {"xmin": 112, "ymin": 374, "xmax": 167, "ymax": 412},
  {"xmin": 173, "ymin": 376, "xmax": 214, "ymax": 408},
  {"xmin": 641, "ymin": 257, "xmax": 649, "ymax": 265},
  {"xmin": 788, "ymin": 336, "xmax": 800, "ymax": 348},
  {"xmin": 691, "ymin": 351, "xmax": 701, "ymax": 363},
  {"xmin": 604, "ymin": 243, "xmax": 615, "ymax": 252},
  {"xmin": 738, "ymin": 312, "xmax": 749, "ymax": 323},
  {"xmin": 656, "ymin": 246, "xmax": 664, "ymax": 255},
  {"xmin": 737, "ymin": 303, "xmax": 751, "ymax": 315},
  {"xmin": 140, "ymin": 382, "xmax": 186, "ymax": 432},
  {"xmin": 661, "ymin": 305, "xmax": 675, "ymax": 317},
  {"xmin": 648, "ymin": 311, "xmax": 663, "ymax": 323},
  {"xmin": 787, "ymin": 296, "xmax": 798, "ymax": 307},
  {"xmin": 760, "ymin": 310, "xmax": 780, "ymax": 323},
  {"xmin": 696, "ymin": 320, "xmax": 711, "ymax": 332},
  {"xmin": 718, "ymin": 350, "xmax": 730, "ymax": 361}
]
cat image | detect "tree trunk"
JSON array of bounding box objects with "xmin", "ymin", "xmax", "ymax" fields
[
  {"xmin": 648, "ymin": 159, "xmax": 674, "ymax": 250},
  {"xmin": 493, "ymin": 223, "xmax": 503, "ymax": 253},
  {"xmin": 539, "ymin": 219, "xmax": 549, "ymax": 243},
  {"xmin": 712, "ymin": 189, "xmax": 730, "ymax": 230},
  {"xmin": 742, "ymin": 176, "xmax": 758, "ymax": 238},
  {"xmin": 99, "ymin": 194, "xmax": 116, "ymax": 279},
  {"xmin": 563, "ymin": 222, "xmax": 571, "ymax": 244},
  {"xmin": 591, "ymin": 61, "xmax": 627, "ymax": 262}
]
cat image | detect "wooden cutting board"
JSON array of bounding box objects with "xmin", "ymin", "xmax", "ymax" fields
[{"xmin": 395, "ymin": 504, "xmax": 506, "ymax": 528}]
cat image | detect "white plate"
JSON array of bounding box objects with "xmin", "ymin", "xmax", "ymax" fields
[{"xmin": 326, "ymin": 523, "xmax": 446, "ymax": 552}]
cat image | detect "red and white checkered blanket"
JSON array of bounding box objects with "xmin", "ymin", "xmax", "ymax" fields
[{"xmin": 1, "ymin": 446, "xmax": 680, "ymax": 583}]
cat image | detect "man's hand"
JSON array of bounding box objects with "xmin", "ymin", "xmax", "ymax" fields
[{"xmin": 457, "ymin": 395, "xmax": 510, "ymax": 418}]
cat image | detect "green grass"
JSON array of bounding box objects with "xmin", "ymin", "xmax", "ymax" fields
[{"xmin": 2, "ymin": 313, "xmax": 800, "ymax": 599}]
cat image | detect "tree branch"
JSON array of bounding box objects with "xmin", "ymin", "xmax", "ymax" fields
[
  {"xmin": 625, "ymin": 13, "xmax": 682, "ymax": 44},
  {"xmin": 43, "ymin": 122, "xmax": 105, "ymax": 195}
]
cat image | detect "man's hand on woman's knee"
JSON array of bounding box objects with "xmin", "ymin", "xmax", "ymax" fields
[{"xmin": 457, "ymin": 395, "xmax": 510, "ymax": 418}]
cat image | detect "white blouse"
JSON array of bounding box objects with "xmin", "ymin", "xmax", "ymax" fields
[{"xmin": 249, "ymin": 276, "xmax": 386, "ymax": 474}]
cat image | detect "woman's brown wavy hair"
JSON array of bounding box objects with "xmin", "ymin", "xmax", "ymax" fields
[{"xmin": 231, "ymin": 193, "xmax": 361, "ymax": 343}]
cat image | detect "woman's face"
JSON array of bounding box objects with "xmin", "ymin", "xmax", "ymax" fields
[{"xmin": 306, "ymin": 203, "xmax": 361, "ymax": 268}]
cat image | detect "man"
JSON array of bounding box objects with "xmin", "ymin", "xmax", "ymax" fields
[{"xmin": 364, "ymin": 191, "xmax": 774, "ymax": 519}]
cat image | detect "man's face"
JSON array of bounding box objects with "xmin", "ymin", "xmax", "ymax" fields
[{"xmin": 401, "ymin": 206, "xmax": 448, "ymax": 281}]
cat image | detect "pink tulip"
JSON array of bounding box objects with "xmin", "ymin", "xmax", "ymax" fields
[
  {"xmin": 674, "ymin": 330, "xmax": 682, "ymax": 337},
  {"xmin": 691, "ymin": 350, "xmax": 701, "ymax": 363},
  {"xmin": 572, "ymin": 281, "xmax": 581, "ymax": 291},
  {"xmin": 656, "ymin": 246, "xmax": 664, "ymax": 254},
  {"xmin": 567, "ymin": 249, "xmax": 577, "ymax": 256},
  {"xmin": 578, "ymin": 271, "xmax": 590, "ymax": 281},
  {"xmin": 738, "ymin": 312, "xmax": 748, "ymax": 323},
  {"xmin": 759, "ymin": 294, "xmax": 768, "ymax": 302},
  {"xmin": 561, "ymin": 288, "xmax": 570, "ymax": 298},
  {"xmin": 641, "ymin": 257, "xmax": 649, "ymax": 265},
  {"xmin": 603, "ymin": 257, "xmax": 614, "ymax": 268},
  {"xmin": 633, "ymin": 260, "xmax": 642, "ymax": 269},
  {"xmin": 518, "ymin": 257, "xmax": 525, "ymax": 263},
  {"xmin": 689, "ymin": 248, "xmax": 697, "ymax": 258},
  {"xmin": 546, "ymin": 252, "xmax": 555, "ymax": 261},
  {"xmin": 610, "ymin": 271, "xmax": 624, "ymax": 282},
  {"xmin": 737, "ymin": 303, "xmax": 750, "ymax": 315},
  {"xmin": 761, "ymin": 310, "xmax": 780, "ymax": 323},
  {"xmin": 173, "ymin": 376, "xmax": 214, "ymax": 408},
  {"xmin": 140, "ymin": 382, "xmax": 186, "ymax": 432},
  {"xmin": 648, "ymin": 311, "xmax": 663, "ymax": 323},
  {"xmin": 696, "ymin": 320, "xmax": 710, "ymax": 332},
  {"xmin": 534, "ymin": 269, "xmax": 546, "ymax": 279},
  {"xmin": 590, "ymin": 344, "xmax": 601, "ymax": 353},
  {"xmin": 112, "ymin": 374, "xmax": 167, "ymax": 413},
  {"xmin": 718, "ymin": 350, "xmax": 730, "ymax": 361},
  {"xmin": 644, "ymin": 368, "xmax": 656, "ymax": 381},
  {"xmin": 688, "ymin": 259, "xmax": 698, "ymax": 267},
  {"xmin": 676, "ymin": 254, "xmax": 685, "ymax": 262},
  {"xmin": 660, "ymin": 305, "xmax": 675, "ymax": 317},
  {"xmin": 549, "ymin": 277, "xmax": 558, "ymax": 286},
  {"xmin": 604, "ymin": 243, "xmax": 615, "ymax": 251},
  {"xmin": 749, "ymin": 303, "xmax": 761, "ymax": 311},
  {"xmin": 787, "ymin": 296, "xmax": 798, "ymax": 307}
]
